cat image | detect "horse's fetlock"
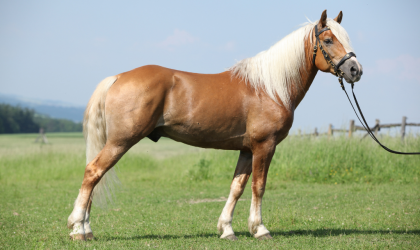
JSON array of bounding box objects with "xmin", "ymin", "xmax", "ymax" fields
[
  {"xmin": 218, "ymin": 217, "xmax": 235, "ymax": 237},
  {"xmin": 248, "ymin": 217, "xmax": 261, "ymax": 235}
]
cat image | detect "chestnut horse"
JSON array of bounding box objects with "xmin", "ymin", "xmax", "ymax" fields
[{"xmin": 68, "ymin": 10, "xmax": 363, "ymax": 240}]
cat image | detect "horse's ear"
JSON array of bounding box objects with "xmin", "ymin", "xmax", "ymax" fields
[
  {"xmin": 319, "ymin": 10, "xmax": 327, "ymax": 28},
  {"xmin": 334, "ymin": 11, "xmax": 343, "ymax": 24}
]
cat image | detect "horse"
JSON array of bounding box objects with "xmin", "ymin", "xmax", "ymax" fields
[{"xmin": 67, "ymin": 10, "xmax": 363, "ymax": 241}]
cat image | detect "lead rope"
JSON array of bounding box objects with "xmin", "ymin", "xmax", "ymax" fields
[{"xmin": 338, "ymin": 77, "xmax": 420, "ymax": 155}]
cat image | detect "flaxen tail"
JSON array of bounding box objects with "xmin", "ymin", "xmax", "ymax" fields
[{"xmin": 83, "ymin": 76, "xmax": 118, "ymax": 208}]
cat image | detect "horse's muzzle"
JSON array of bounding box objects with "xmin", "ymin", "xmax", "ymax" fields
[{"xmin": 341, "ymin": 59, "xmax": 363, "ymax": 83}]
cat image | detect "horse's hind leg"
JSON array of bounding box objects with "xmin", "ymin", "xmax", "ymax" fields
[
  {"xmin": 67, "ymin": 141, "xmax": 131, "ymax": 240},
  {"xmin": 84, "ymin": 197, "xmax": 94, "ymax": 240},
  {"xmin": 217, "ymin": 151, "xmax": 252, "ymax": 240}
]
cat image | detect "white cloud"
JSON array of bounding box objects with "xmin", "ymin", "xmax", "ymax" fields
[
  {"xmin": 372, "ymin": 55, "xmax": 420, "ymax": 83},
  {"xmin": 157, "ymin": 29, "xmax": 199, "ymax": 50}
]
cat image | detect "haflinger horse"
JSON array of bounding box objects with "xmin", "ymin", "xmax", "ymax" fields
[{"xmin": 68, "ymin": 10, "xmax": 362, "ymax": 241}]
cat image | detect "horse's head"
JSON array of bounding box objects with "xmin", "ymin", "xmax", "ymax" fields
[{"xmin": 313, "ymin": 10, "xmax": 363, "ymax": 84}]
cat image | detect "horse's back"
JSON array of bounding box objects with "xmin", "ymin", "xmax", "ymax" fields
[{"xmin": 110, "ymin": 64, "xmax": 251, "ymax": 118}]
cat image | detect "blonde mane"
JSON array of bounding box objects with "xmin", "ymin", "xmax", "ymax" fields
[{"xmin": 229, "ymin": 18, "xmax": 354, "ymax": 109}]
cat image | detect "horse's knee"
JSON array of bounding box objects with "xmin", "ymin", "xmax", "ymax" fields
[
  {"xmin": 230, "ymin": 184, "xmax": 244, "ymax": 198},
  {"xmin": 230, "ymin": 173, "xmax": 249, "ymax": 196},
  {"xmin": 251, "ymin": 182, "xmax": 266, "ymax": 197}
]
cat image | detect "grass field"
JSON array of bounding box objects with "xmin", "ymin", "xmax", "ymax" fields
[{"xmin": 0, "ymin": 133, "xmax": 419, "ymax": 249}]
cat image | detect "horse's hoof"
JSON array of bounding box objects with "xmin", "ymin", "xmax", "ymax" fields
[
  {"xmin": 221, "ymin": 234, "xmax": 238, "ymax": 241},
  {"xmin": 85, "ymin": 232, "xmax": 94, "ymax": 240},
  {"xmin": 70, "ymin": 234, "xmax": 86, "ymax": 241},
  {"xmin": 256, "ymin": 233, "xmax": 273, "ymax": 240}
]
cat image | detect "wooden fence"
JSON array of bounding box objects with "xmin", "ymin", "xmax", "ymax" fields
[{"xmin": 295, "ymin": 116, "xmax": 420, "ymax": 141}]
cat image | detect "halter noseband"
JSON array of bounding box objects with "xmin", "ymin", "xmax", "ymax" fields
[{"xmin": 312, "ymin": 25, "xmax": 356, "ymax": 88}]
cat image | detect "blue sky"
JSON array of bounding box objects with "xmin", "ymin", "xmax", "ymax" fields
[{"xmin": 1, "ymin": 0, "xmax": 419, "ymax": 133}]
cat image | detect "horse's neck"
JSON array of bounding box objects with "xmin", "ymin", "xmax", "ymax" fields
[{"xmin": 289, "ymin": 37, "xmax": 318, "ymax": 110}]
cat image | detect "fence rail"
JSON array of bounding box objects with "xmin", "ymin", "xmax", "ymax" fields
[{"xmin": 295, "ymin": 116, "xmax": 420, "ymax": 141}]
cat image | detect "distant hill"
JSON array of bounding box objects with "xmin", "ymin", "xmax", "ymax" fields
[
  {"xmin": 0, "ymin": 93, "xmax": 85, "ymax": 122},
  {"xmin": 0, "ymin": 103, "xmax": 82, "ymax": 133}
]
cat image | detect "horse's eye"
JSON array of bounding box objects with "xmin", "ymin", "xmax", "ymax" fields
[{"xmin": 324, "ymin": 39, "xmax": 333, "ymax": 45}]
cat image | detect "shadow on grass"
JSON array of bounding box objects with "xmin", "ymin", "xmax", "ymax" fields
[
  {"xmin": 270, "ymin": 229, "xmax": 420, "ymax": 237},
  {"xmin": 102, "ymin": 229, "xmax": 420, "ymax": 241}
]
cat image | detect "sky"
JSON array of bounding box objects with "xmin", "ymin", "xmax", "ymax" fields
[{"xmin": 1, "ymin": 0, "xmax": 419, "ymax": 133}]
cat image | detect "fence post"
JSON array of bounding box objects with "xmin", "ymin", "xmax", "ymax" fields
[
  {"xmin": 328, "ymin": 124, "xmax": 333, "ymax": 140},
  {"xmin": 401, "ymin": 116, "xmax": 407, "ymax": 142},
  {"xmin": 348, "ymin": 120, "xmax": 355, "ymax": 138},
  {"xmin": 314, "ymin": 127, "xmax": 318, "ymax": 137},
  {"xmin": 375, "ymin": 119, "xmax": 380, "ymax": 137},
  {"xmin": 34, "ymin": 128, "xmax": 48, "ymax": 144}
]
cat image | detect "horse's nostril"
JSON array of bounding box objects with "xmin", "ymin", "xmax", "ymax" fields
[{"xmin": 350, "ymin": 66, "xmax": 357, "ymax": 76}]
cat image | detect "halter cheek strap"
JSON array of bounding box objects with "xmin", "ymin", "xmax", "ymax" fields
[{"xmin": 312, "ymin": 26, "xmax": 331, "ymax": 66}]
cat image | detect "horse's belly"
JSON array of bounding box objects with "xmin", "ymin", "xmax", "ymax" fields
[{"xmin": 156, "ymin": 124, "xmax": 248, "ymax": 150}]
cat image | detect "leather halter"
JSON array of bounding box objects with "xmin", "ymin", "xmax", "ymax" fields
[
  {"xmin": 313, "ymin": 26, "xmax": 420, "ymax": 155},
  {"xmin": 312, "ymin": 25, "xmax": 356, "ymax": 81}
]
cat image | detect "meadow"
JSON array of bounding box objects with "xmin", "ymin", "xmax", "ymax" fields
[{"xmin": 0, "ymin": 132, "xmax": 419, "ymax": 249}]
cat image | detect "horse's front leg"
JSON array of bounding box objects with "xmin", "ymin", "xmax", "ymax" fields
[
  {"xmin": 248, "ymin": 141, "xmax": 276, "ymax": 239},
  {"xmin": 218, "ymin": 151, "xmax": 252, "ymax": 240}
]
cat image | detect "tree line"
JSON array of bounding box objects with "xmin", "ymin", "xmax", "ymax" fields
[{"xmin": 0, "ymin": 104, "xmax": 82, "ymax": 134}]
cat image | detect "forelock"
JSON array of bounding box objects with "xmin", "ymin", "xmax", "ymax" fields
[{"xmin": 326, "ymin": 18, "xmax": 354, "ymax": 53}]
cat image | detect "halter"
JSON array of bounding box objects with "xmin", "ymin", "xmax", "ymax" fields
[
  {"xmin": 312, "ymin": 25, "xmax": 420, "ymax": 155},
  {"xmin": 312, "ymin": 25, "xmax": 356, "ymax": 89}
]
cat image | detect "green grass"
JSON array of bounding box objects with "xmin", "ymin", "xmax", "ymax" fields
[{"xmin": 0, "ymin": 133, "xmax": 419, "ymax": 249}]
